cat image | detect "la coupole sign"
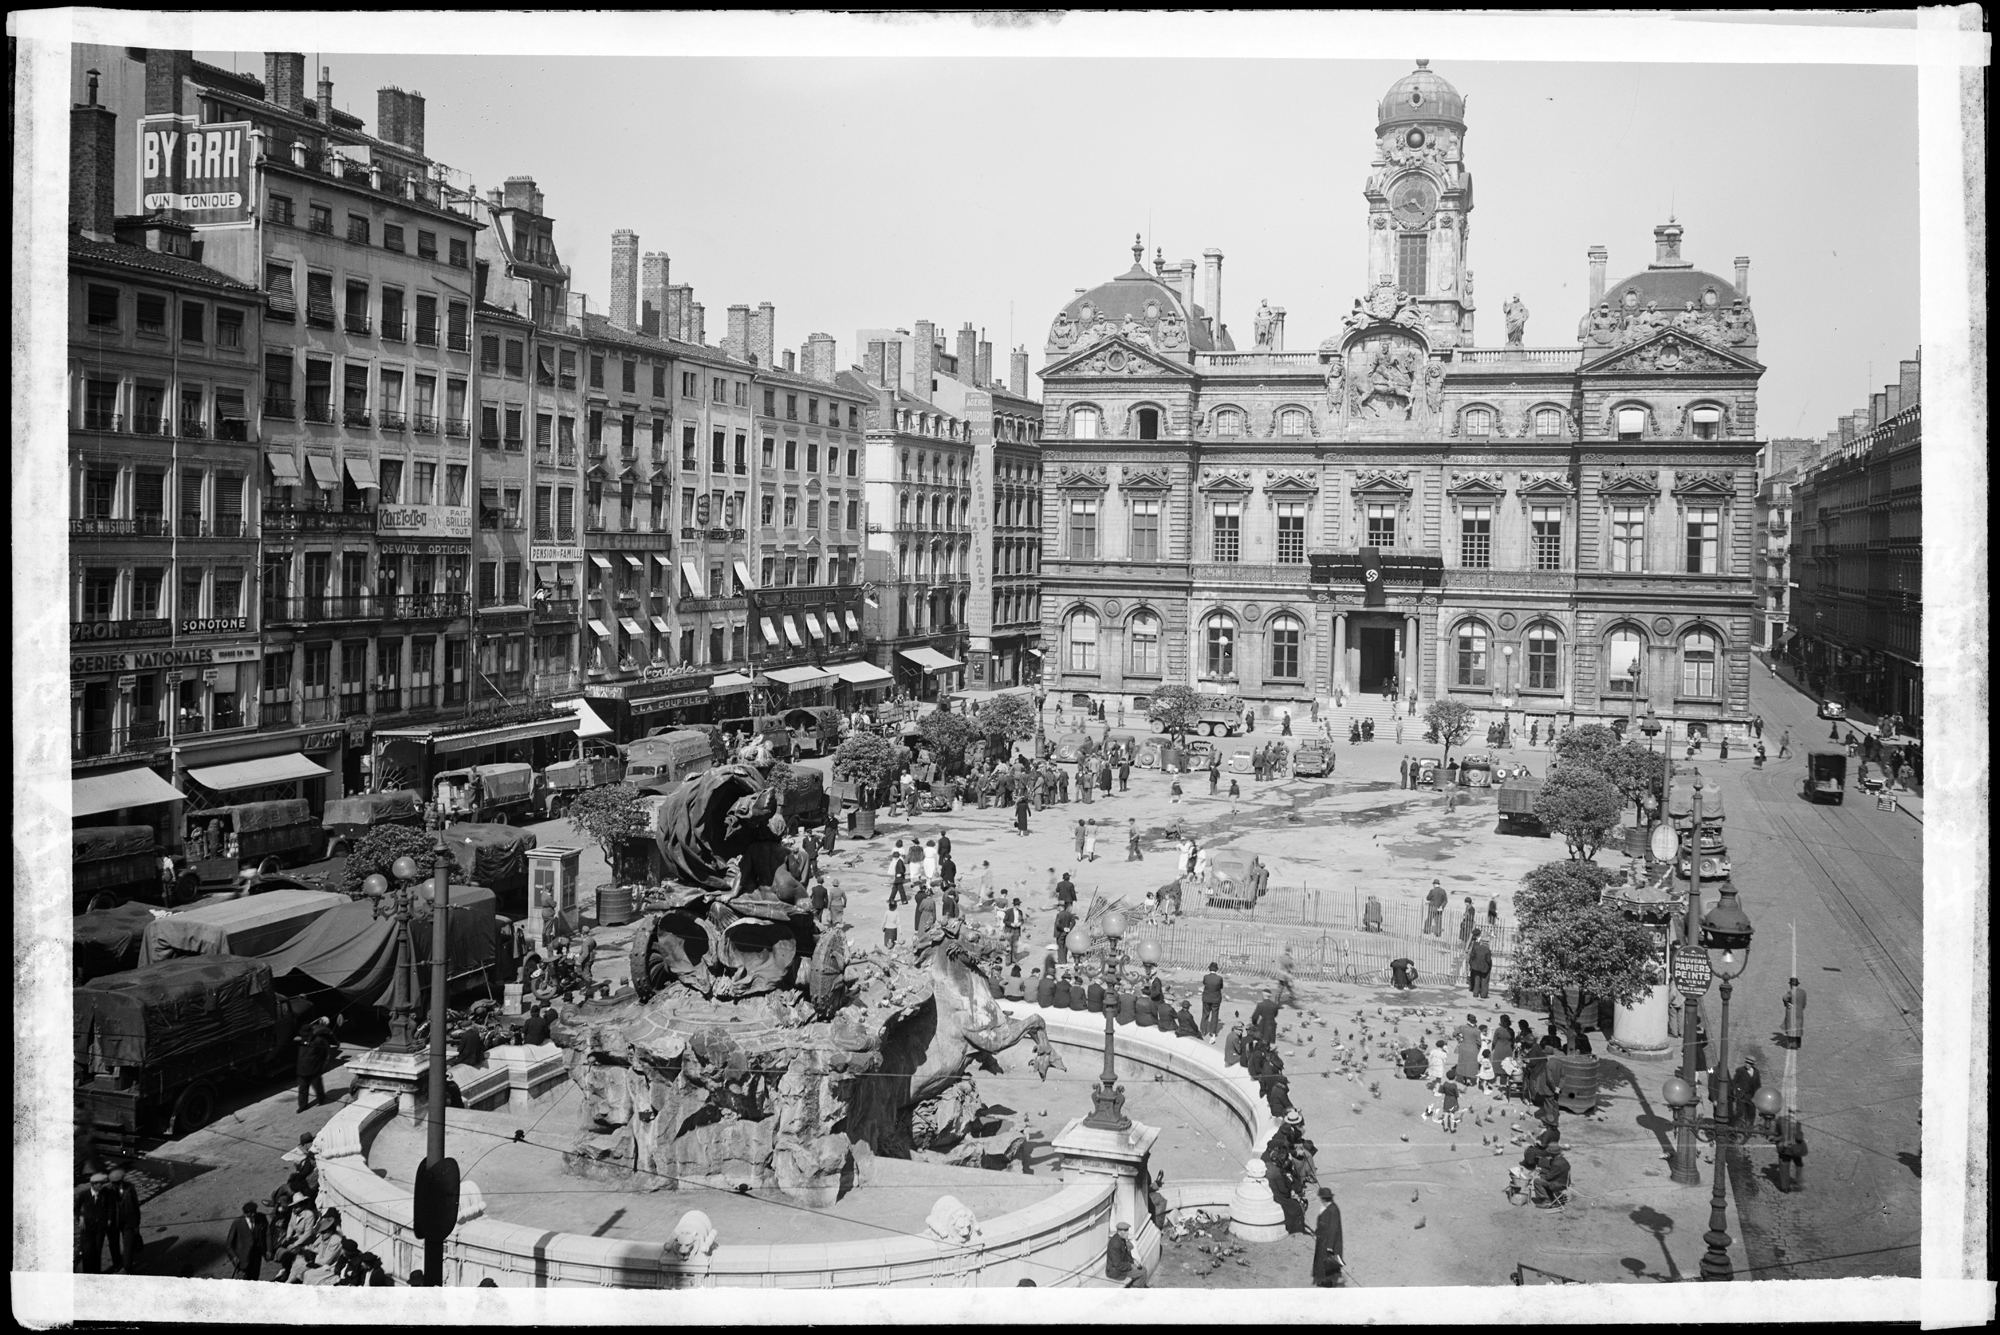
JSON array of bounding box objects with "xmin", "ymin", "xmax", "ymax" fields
[{"xmin": 139, "ymin": 115, "xmax": 253, "ymax": 221}]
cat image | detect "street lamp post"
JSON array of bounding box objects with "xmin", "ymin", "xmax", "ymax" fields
[
  {"xmin": 1666, "ymin": 774, "xmax": 1712, "ymax": 1184},
  {"xmin": 1498, "ymin": 644, "xmax": 1516, "ymax": 747},
  {"xmin": 1070, "ymin": 912, "xmax": 1155, "ymax": 1132},
  {"xmin": 1696, "ymin": 881, "xmax": 1754, "ymax": 1280},
  {"xmin": 1626, "ymin": 658, "xmax": 1643, "ymax": 737},
  {"xmin": 392, "ymin": 811, "xmax": 459, "ymax": 1286}
]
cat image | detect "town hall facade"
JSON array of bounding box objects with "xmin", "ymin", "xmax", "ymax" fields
[{"xmin": 1036, "ymin": 61, "xmax": 1764, "ymax": 738}]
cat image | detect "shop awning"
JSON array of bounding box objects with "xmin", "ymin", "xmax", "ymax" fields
[
  {"xmin": 782, "ymin": 616, "xmax": 804, "ymax": 647},
  {"xmin": 653, "ymin": 553, "xmax": 674, "ymax": 572},
  {"xmin": 587, "ymin": 619, "xmax": 612, "ymax": 638},
  {"xmin": 73, "ymin": 767, "xmax": 186, "ymax": 818},
  {"xmin": 901, "ymin": 647, "xmax": 963, "ymax": 672},
  {"xmin": 344, "ymin": 456, "xmax": 378, "ymax": 490},
  {"xmin": 432, "ymin": 714, "xmax": 579, "ymax": 755},
  {"xmin": 681, "ymin": 560, "xmax": 707, "ymax": 598},
  {"xmin": 651, "ymin": 615, "xmax": 672, "ymax": 635},
  {"xmin": 561, "ymin": 698, "xmax": 612, "ymax": 738},
  {"xmin": 185, "ymin": 753, "xmax": 331, "ymax": 791},
  {"xmin": 803, "ymin": 612, "xmax": 826, "ymax": 639},
  {"xmin": 618, "ymin": 616, "xmax": 647, "ymax": 637},
  {"xmin": 712, "ymin": 672, "xmax": 755, "ymax": 695},
  {"xmin": 589, "ymin": 554, "xmax": 613, "ymax": 570},
  {"xmin": 734, "ymin": 560, "xmax": 756, "ymax": 591},
  {"xmin": 760, "ymin": 617, "xmax": 781, "ymax": 646},
  {"xmin": 767, "ymin": 665, "xmax": 833, "ymax": 689},
  {"xmin": 305, "ymin": 454, "xmax": 341, "ymax": 488},
  {"xmin": 622, "ymin": 554, "xmax": 644, "ymax": 570},
  {"xmin": 844, "ymin": 610, "xmax": 862, "ymax": 632},
  {"xmin": 832, "ymin": 660, "xmax": 894, "ymax": 686},
  {"xmin": 266, "ymin": 451, "xmax": 302, "ymax": 485},
  {"xmin": 535, "ymin": 564, "xmax": 557, "ymax": 584}
]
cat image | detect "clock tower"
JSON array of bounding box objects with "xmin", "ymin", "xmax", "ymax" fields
[{"xmin": 1364, "ymin": 60, "xmax": 1474, "ymax": 347}]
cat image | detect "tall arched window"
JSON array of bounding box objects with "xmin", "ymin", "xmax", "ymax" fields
[
  {"xmin": 1616, "ymin": 406, "xmax": 1647, "ymax": 441},
  {"xmin": 1526, "ymin": 623, "xmax": 1561, "ymax": 690},
  {"xmin": 1681, "ymin": 628, "xmax": 1719, "ymax": 697},
  {"xmin": 1204, "ymin": 613, "xmax": 1237, "ymax": 678},
  {"xmin": 1279, "ymin": 408, "xmax": 1307, "ymax": 437},
  {"xmin": 1128, "ymin": 611, "xmax": 1161, "ymax": 675},
  {"xmin": 1605, "ymin": 625, "xmax": 1643, "ymax": 695},
  {"xmin": 1136, "ymin": 407, "xmax": 1160, "ymax": 440},
  {"xmin": 1690, "ymin": 406, "xmax": 1722, "ymax": 440},
  {"xmin": 1268, "ymin": 614, "xmax": 1303, "ymax": 680},
  {"xmin": 1067, "ymin": 609, "xmax": 1099, "ymax": 671},
  {"xmin": 1454, "ymin": 621, "xmax": 1489, "ymax": 687},
  {"xmin": 1534, "ymin": 407, "xmax": 1564, "ymax": 438},
  {"xmin": 1464, "ymin": 408, "xmax": 1493, "ymax": 437},
  {"xmin": 1214, "ymin": 408, "xmax": 1245, "ymax": 438},
  {"xmin": 1071, "ymin": 407, "xmax": 1100, "ymax": 439}
]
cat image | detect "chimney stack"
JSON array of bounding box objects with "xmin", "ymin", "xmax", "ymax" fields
[
  {"xmin": 912, "ymin": 320, "xmax": 936, "ymax": 401},
  {"xmin": 1178, "ymin": 258, "xmax": 1199, "ymax": 318},
  {"xmin": 1009, "ymin": 348, "xmax": 1030, "ymax": 399},
  {"xmin": 1202, "ymin": 250, "xmax": 1224, "ymax": 342},
  {"xmin": 977, "ymin": 335, "xmax": 993, "ymax": 388},
  {"xmin": 609, "ymin": 230, "xmax": 640, "ymax": 328},
  {"xmin": 751, "ymin": 302, "xmax": 776, "ymax": 369},
  {"xmin": 865, "ymin": 340, "xmax": 887, "ymax": 387},
  {"xmin": 692, "ymin": 303, "xmax": 706, "ymax": 345},
  {"xmin": 71, "ymin": 70, "xmax": 119, "ymax": 241},
  {"xmin": 145, "ymin": 48, "xmax": 193, "ymax": 117},
  {"xmin": 375, "ymin": 88, "xmax": 425, "ymax": 153},
  {"xmin": 1587, "ymin": 245, "xmax": 1609, "ymax": 307},
  {"xmin": 1898, "ymin": 357, "xmax": 1921, "ymax": 410},
  {"xmin": 956, "ymin": 323, "xmax": 978, "ymax": 382},
  {"xmin": 883, "ymin": 340, "xmax": 903, "ymax": 393},
  {"xmin": 1733, "ymin": 255, "xmax": 1750, "ymax": 297},
  {"xmin": 724, "ymin": 305, "xmax": 751, "ymax": 361},
  {"xmin": 317, "ymin": 66, "xmax": 335, "ymax": 125},
  {"xmin": 783, "ymin": 349, "xmax": 796, "ymax": 373},
  {"xmin": 502, "ymin": 176, "xmax": 538, "ymax": 211},
  {"xmin": 266, "ymin": 53, "xmax": 307, "ymax": 114},
  {"xmin": 807, "ymin": 333, "xmax": 838, "ymax": 384},
  {"xmin": 641, "ymin": 253, "xmax": 669, "ymax": 336},
  {"xmin": 1870, "ymin": 392, "xmax": 1888, "ymax": 428}
]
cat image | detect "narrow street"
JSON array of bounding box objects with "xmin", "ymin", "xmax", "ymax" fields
[{"xmin": 1704, "ymin": 662, "xmax": 1923, "ymax": 1279}]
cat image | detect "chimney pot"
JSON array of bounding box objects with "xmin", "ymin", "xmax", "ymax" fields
[
  {"xmin": 1733, "ymin": 255, "xmax": 1750, "ymax": 297},
  {"xmin": 317, "ymin": 66, "xmax": 334, "ymax": 125},
  {"xmin": 977, "ymin": 336, "xmax": 993, "ymax": 388},
  {"xmin": 70, "ymin": 95, "xmax": 120, "ymax": 240},
  {"xmin": 1203, "ymin": 250, "xmax": 1224, "ymax": 343},
  {"xmin": 641, "ymin": 253, "xmax": 670, "ymax": 337},
  {"xmin": 866, "ymin": 340, "xmax": 887, "ymax": 387},
  {"xmin": 912, "ymin": 320, "xmax": 937, "ymax": 402},
  {"xmin": 884, "ymin": 340, "xmax": 903, "ymax": 392},
  {"xmin": 725, "ymin": 305, "xmax": 751, "ymax": 361},
  {"xmin": 752, "ymin": 302, "xmax": 776, "ymax": 371},
  {"xmin": 1651, "ymin": 221, "xmax": 1687, "ymax": 268},
  {"xmin": 266, "ymin": 53, "xmax": 307, "ymax": 115},
  {"xmin": 1009, "ymin": 348, "xmax": 1030, "ymax": 399}
]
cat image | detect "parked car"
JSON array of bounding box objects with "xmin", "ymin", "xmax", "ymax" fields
[
  {"xmin": 783, "ymin": 706, "xmax": 845, "ymax": 757},
  {"xmin": 1292, "ymin": 739, "xmax": 1335, "ymax": 778},
  {"xmin": 1184, "ymin": 738, "xmax": 1219, "ymax": 768},
  {"xmin": 1135, "ymin": 733, "xmax": 1175, "ymax": 770},
  {"xmin": 1052, "ymin": 732, "xmax": 1095, "ymax": 763},
  {"xmin": 1816, "ymin": 700, "xmax": 1847, "ymax": 720},
  {"xmin": 1412, "ymin": 756, "xmax": 1444, "ymax": 788},
  {"xmin": 1224, "ymin": 743, "xmax": 1255, "ymax": 775},
  {"xmin": 73, "ymin": 826, "xmax": 192, "ymax": 913},
  {"xmin": 1457, "ymin": 753, "xmax": 1496, "ymax": 788}
]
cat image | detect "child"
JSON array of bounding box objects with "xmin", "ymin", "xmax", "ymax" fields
[
  {"xmin": 1228, "ymin": 778, "xmax": 1241, "ymax": 811},
  {"xmin": 1439, "ymin": 1077, "xmax": 1462, "ymax": 1133},
  {"xmin": 1426, "ymin": 1038, "xmax": 1451, "ymax": 1086},
  {"xmin": 1477, "ymin": 1047, "xmax": 1496, "ymax": 1093},
  {"xmin": 1170, "ymin": 778, "xmax": 1183, "ymax": 804}
]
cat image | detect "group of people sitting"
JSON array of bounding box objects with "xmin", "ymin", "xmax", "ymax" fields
[
  {"xmin": 221, "ymin": 1136, "xmax": 396, "ymax": 1284},
  {"xmin": 1008, "ymin": 960, "xmax": 1205, "ymax": 1039}
]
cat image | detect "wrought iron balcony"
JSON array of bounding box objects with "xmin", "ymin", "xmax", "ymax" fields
[
  {"xmin": 303, "ymin": 401, "xmax": 335, "ymax": 424},
  {"xmin": 412, "ymin": 413, "xmax": 439, "ymax": 434},
  {"xmin": 264, "ymin": 594, "xmax": 384, "ymax": 624},
  {"xmin": 263, "ymin": 397, "xmax": 295, "ymax": 419}
]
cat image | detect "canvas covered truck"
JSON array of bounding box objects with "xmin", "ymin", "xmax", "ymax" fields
[
  {"xmin": 73, "ymin": 826, "xmax": 191, "ymax": 913},
  {"xmin": 434, "ymin": 762, "xmax": 540, "ymax": 825},
  {"xmin": 138, "ymin": 887, "xmax": 351, "ymax": 967},
  {"xmin": 258, "ymin": 879, "xmax": 505, "ymax": 1016},
  {"xmin": 75, "ymin": 956, "xmax": 314, "ymax": 1139},
  {"xmin": 539, "ymin": 747, "xmax": 626, "ymax": 819},
  {"xmin": 1497, "ymin": 771, "xmax": 1547, "ymax": 833},
  {"xmin": 320, "ymin": 789, "xmax": 422, "ymax": 858},
  {"xmin": 621, "ymin": 732, "xmax": 714, "ymax": 791},
  {"xmin": 439, "ymin": 822, "xmax": 537, "ymax": 915},
  {"xmin": 183, "ymin": 799, "xmax": 328, "ymax": 886}
]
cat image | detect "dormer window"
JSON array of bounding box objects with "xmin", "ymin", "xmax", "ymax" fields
[
  {"xmin": 1136, "ymin": 407, "xmax": 1159, "ymax": 440},
  {"xmin": 1617, "ymin": 407, "xmax": 1646, "ymax": 441},
  {"xmin": 1690, "ymin": 406, "xmax": 1722, "ymax": 440},
  {"xmin": 1464, "ymin": 408, "xmax": 1492, "ymax": 438}
]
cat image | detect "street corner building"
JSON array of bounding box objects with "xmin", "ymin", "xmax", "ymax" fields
[{"xmin": 1036, "ymin": 60, "xmax": 1767, "ymax": 742}]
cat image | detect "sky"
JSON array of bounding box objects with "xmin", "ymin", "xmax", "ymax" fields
[{"xmin": 184, "ymin": 43, "xmax": 1921, "ymax": 443}]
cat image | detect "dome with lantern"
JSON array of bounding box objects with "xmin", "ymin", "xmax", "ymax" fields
[
  {"xmin": 1045, "ymin": 236, "xmax": 1223, "ymax": 358},
  {"xmin": 1377, "ymin": 59, "xmax": 1466, "ymax": 132}
]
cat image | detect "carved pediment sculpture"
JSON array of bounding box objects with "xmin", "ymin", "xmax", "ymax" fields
[
  {"xmin": 1056, "ymin": 464, "xmax": 1110, "ymax": 490},
  {"xmin": 1518, "ymin": 469, "xmax": 1577, "ymax": 497},
  {"xmin": 1264, "ymin": 468, "xmax": 1319, "ymax": 494},
  {"xmin": 1599, "ymin": 466, "xmax": 1662, "ymax": 497},
  {"xmin": 1671, "ymin": 468, "xmax": 1737, "ymax": 497},
  {"xmin": 1447, "ymin": 469, "xmax": 1507, "ymax": 496},
  {"xmin": 1197, "ymin": 467, "xmax": 1254, "ymax": 493},
  {"xmin": 1352, "ymin": 467, "xmax": 1415, "ymax": 495},
  {"xmin": 1119, "ymin": 466, "xmax": 1172, "ymax": 491}
]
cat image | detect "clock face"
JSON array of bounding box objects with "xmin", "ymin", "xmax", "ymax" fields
[{"xmin": 1389, "ymin": 176, "xmax": 1439, "ymax": 229}]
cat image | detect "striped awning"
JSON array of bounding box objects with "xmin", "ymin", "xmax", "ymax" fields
[
  {"xmin": 782, "ymin": 616, "xmax": 804, "ymax": 647},
  {"xmin": 266, "ymin": 451, "xmax": 302, "ymax": 485}
]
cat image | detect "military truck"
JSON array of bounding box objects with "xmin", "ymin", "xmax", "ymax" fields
[
  {"xmin": 73, "ymin": 826, "xmax": 192, "ymax": 913},
  {"xmin": 321, "ymin": 789, "xmax": 422, "ymax": 858},
  {"xmin": 1497, "ymin": 770, "xmax": 1547, "ymax": 833},
  {"xmin": 183, "ymin": 799, "xmax": 329, "ymax": 886},
  {"xmin": 433, "ymin": 762, "xmax": 540, "ymax": 824},
  {"xmin": 539, "ymin": 744, "xmax": 626, "ymax": 819}
]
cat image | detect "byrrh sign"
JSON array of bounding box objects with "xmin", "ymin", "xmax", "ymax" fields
[{"xmin": 139, "ymin": 116, "xmax": 253, "ymax": 221}]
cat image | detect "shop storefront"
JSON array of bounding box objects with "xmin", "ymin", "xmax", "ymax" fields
[
  {"xmin": 72, "ymin": 765, "xmax": 188, "ymax": 850},
  {"xmin": 897, "ymin": 645, "xmax": 966, "ymax": 702},
  {"xmin": 176, "ymin": 738, "xmax": 339, "ymax": 818},
  {"xmin": 830, "ymin": 659, "xmax": 894, "ymax": 711},
  {"xmin": 372, "ymin": 710, "xmax": 582, "ymax": 796},
  {"xmin": 583, "ymin": 670, "xmax": 716, "ymax": 743}
]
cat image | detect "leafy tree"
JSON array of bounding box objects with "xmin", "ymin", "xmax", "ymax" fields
[
  {"xmin": 833, "ymin": 731, "xmax": 901, "ymax": 810},
  {"xmin": 1422, "ymin": 698, "xmax": 1476, "ymax": 765},
  {"xmin": 342, "ymin": 824, "xmax": 437, "ymax": 893},
  {"xmin": 1512, "ymin": 900, "xmax": 1661, "ymax": 1039},
  {"xmin": 918, "ymin": 708, "xmax": 977, "ymax": 775},
  {"xmin": 1514, "ymin": 859, "xmax": 1619, "ymax": 935},
  {"xmin": 1144, "ymin": 687, "xmax": 1200, "ymax": 739},
  {"xmin": 1550, "ymin": 722, "xmax": 1621, "ymax": 772},
  {"xmin": 979, "ymin": 693, "xmax": 1040, "ymax": 757},
  {"xmin": 1532, "ymin": 764, "xmax": 1626, "ymax": 861},
  {"xmin": 1552, "ymin": 725, "xmax": 1667, "ymax": 819},
  {"xmin": 567, "ymin": 783, "xmax": 652, "ymax": 875}
]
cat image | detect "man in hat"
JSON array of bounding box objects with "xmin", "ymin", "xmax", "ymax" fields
[
  {"xmin": 1310, "ymin": 1186, "xmax": 1345, "ymax": 1287},
  {"xmin": 1250, "ymin": 986, "xmax": 1281, "ymax": 1048},
  {"xmin": 1423, "ymin": 879, "xmax": 1448, "ymax": 936},
  {"xmin": 1223, "ymin": 1020, "xmax": 1246, "ymax": 1066},
  {"xmin": 1730, "ymin": 1057, "xmax": 1763, "ymax": 1129},
  {"xmin": 1264, "ymin": 1111, "xmax": 1310, "ymax": 1234},
  {"xmin": 1200, "ymin": 962, "xmax": 1226, "ymax": 1037},
  {"xmin": 295, "ymin": 1018, "xmax": 334, "ymax": 1113},
  {"xmin": 1105, "ymin": 1221, "xmax": 1147, "ymax": 1286},
  {"xmin": 224, "ymin": 1200, "xmax": 268, "ymax": 1281},
  {"xmin": 1778, "ymin": 977, "xmax": 1808, "ymax": 1049},
  {"xmin": 102, "ymin": 1167, "xmax": 143, "ymax": 1273},
  {"xmin": 521, "ymin": 1002, "xmax": 554, "ymax": 1047},
  {"xmin": 75, "ymin": 1172, "xmax": 115, "ymax": 1273}
]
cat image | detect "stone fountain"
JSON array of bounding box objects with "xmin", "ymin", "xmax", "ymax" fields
[{"xmin": 556, "ymin": 764, "xmax": 1063, "ymax": 1207}]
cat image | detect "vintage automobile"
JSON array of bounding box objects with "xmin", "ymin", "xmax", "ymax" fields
[
  {"xmin": 1052, "ymin": 732, "xmax": 1096, "ymax": 763},
  {"xmin": 1203, "ymin": 848, "xmax": 1256, "ymax": 909},
  {"xmin": 1224, "ymin": 743, "xmax": 1255, "ymax": 775},
  {"xmin": 1104, "ymin": 731, "xmax": 1140, "ymax": 765},
  {"xmin": 1675, "ymin": 841, "xmax": 1735, "ymax": 881},
  {"xmin": 183, "ymin": 800, "xmax": 329, "ymax": 886},
  {"xmin": 1816, "ymin": 700, "xmax": 1847, "ymax": 721},
  {"xmin": 1805, "ymin": 751, "xmax": 1846, "ymax": 805},
  {"xmin": 539, "ymin": 743, "xmax": 626, "ymax": 820},
  {"xmin": 434, "ymin": 763, "xmax": 540, "ymax": 825},
  {"xmin": 1184, "ymin": 738, "xmax": 1219, "ymax": 769},
  {"xmin": 1412, "ymin": 756, "xmax": 1444, "ymax": 788},
  {"xmin": 1135, "ymin": 733, "xmax": 1175, "ymax": 770},
  {"xmin": 1456, "ymin": 753, "xmax": 1496, "ymax": 789},
  {"xmin": 622, "ymin": 732, "xmax": 714, "ymax": 791},
  {"xmin": 782, "ymin": 706, "xmax": 844, "ymax": 757},
  {"xmin": 1292, "ymin": 739, "xmax": 1335, "ymax": 778}
]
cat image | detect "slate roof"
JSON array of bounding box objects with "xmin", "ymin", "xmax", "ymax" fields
[{"xmin": 70, "ymin": 234, "xmax": 260, "ymax": 293}]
